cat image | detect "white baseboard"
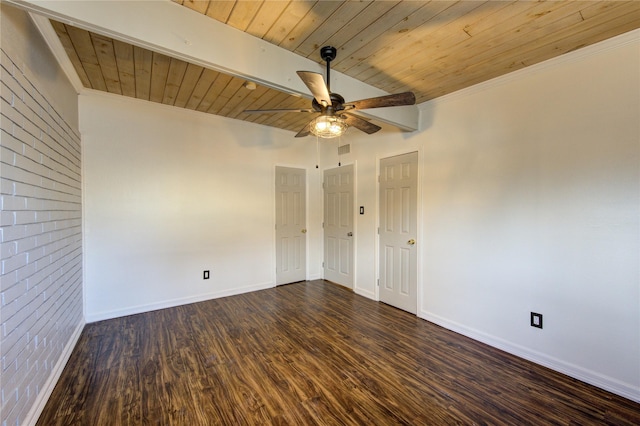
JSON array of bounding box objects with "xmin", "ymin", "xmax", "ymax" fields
[
  {"xmin": 24, "ymin": 318, "xmax": 85, "ymax": 426},
  {"xmin": 86, "ymin": 281, "xmax": 275, "ymax": 323},
  {"xmin": 419, "ymin": 309, "xmax": 640, "ymax": 403},
  {"xmin": 354, "ymin": 287, "xmax": 376, "ymax": 300}
]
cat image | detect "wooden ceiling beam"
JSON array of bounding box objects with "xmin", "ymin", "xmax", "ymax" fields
[{"xmin": 6, "ymin": 0, "xmax": 419, "ymax": 132}]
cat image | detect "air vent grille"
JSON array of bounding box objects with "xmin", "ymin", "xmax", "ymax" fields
[{"xmin": 338, "ymin": 144, "xmax": 350, "ymax": 155}]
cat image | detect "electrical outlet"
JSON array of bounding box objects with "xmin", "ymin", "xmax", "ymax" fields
[
  {"xmin": 530, "ymin": 312, "xmax": 543, "ymax": 329},
  {"xmin": 203, "ymin": 270, "xmax": 210, "ymax": 280}
]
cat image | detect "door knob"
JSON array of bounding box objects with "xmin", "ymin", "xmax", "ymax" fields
[
  {"xmin": 301, "ymin": 229, "xmax": 307, "ymax": 233},
  {"xmin": 347, "ymin": 232, "xmax": 353, "ymax": 237},
  {"xmin": 407, "ymin": 239, "xmax": 416, "ymax": 245}
]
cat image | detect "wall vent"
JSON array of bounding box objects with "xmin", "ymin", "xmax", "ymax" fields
[{"xmin": 338, "ymin": 144, "xmax": 350, "ymax": 155}]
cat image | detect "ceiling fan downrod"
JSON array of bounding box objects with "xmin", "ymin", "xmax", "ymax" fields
[{"xmin": 320, "ymin": 46, "xmax": 337, "ymax": 93}]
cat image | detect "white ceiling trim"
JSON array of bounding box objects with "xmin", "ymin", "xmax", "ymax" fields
[
  {"xmin": 7, "ymin": 0, "xmax": 419, "ymax": 132},
  {"xmin": 28, "ymin": 12, "xmax": 84, "ymax": 94}
]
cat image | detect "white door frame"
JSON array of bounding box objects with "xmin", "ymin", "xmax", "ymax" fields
[{"xmin": 375, "ymin": 149, "xmax": 423, "ymax": 315}]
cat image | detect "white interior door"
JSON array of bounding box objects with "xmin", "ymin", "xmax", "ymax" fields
[
  {"xmin": 275, "ymin": 167, "xmax": 306, "ymax": 285},
  {"xmin": 324, "ymin": 165, "xmax": 354, "ymax": 288},
  {"xmin": 379, "ymin": 152, "xmax": 418, "ymax": 314}
]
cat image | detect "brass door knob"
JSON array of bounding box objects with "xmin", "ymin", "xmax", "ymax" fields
[
  {"xmin": 407, "ymin": 239, "xmax": 416, "ymax": 245},
  {"xmin": 301, "ymin": 229, "xmax": 307, "ymax": 233}
]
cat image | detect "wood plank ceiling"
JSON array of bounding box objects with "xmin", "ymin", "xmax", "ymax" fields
[{"xmin": 51, "ymin": 1, "xmax": 640, "ymax": 135}]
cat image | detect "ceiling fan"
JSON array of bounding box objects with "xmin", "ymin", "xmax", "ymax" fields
[{"xmin": 243, "ymin": 46, "xmax": 416, "ymax": 138}]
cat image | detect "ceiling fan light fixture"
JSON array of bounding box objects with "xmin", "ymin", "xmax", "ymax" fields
[
  {"xmin": 243, "ymin": 45, "xmax": 414, "ymax": 138},
  {"xmin": 310, "ymin": 115, "xmax": 348, "ymax": 138}
]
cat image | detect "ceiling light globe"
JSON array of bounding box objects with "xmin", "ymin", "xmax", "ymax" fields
[{"xmin": 311, "ymin": 116, "xmax": 348, "ymax": 138}]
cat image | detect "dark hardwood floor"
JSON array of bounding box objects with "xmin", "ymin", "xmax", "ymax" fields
[{"xmin": 38, "ymin": 280, "xmax": 639, "ymax": 425}]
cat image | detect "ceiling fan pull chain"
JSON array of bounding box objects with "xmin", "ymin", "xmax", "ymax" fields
[{"xmin": 315, "ymin": 134, "xmax": 320, "ymax": 169}]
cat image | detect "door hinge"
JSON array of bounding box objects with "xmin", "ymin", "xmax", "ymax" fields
[
  {"xmin": 322, "ymin": 261, "xmax": 325, "ymax": 267},
  {"xmin": 377, "ymin": 227, "xmax": 380, "ymax": 234},
  {"xmin": 322, "ymin": 222, "xmax": 324, "ymax": 228},
  {"xmin": 377, "ymin": 279, "xmax": 380, "ymax": 286}
]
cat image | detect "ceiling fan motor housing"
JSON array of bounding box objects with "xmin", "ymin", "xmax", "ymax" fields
[{"xmin": 312, "ymin": 92, "xmax": 345, "ymax": 116}]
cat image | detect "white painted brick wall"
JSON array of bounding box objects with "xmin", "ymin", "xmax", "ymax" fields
[{"xmin": 1, "ymin": 48, "xmax": 82, "ymax": 426}]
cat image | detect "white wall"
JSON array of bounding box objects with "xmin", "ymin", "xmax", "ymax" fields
[
  {"xmin": 1, "ymin": 5, "xmax": 83, "ymax": 425},
  {"xmin": 81, "ymin": 92, "xmax": 322, "ymax": 321},
  {"xmin": 347, "ymin": 30, "xmax": 640, "ymax": 401}
]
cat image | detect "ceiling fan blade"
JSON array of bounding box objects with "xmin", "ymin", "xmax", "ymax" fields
[
  {"xmin": 343, "ymin": 113, "xmax": 382, "ymax": 135},
  {"xmin": 295, "ymin": 120, "xmax": 313, "ymax": 138},
  {"xmin": 243, "ymin": 108, "xmax": 314, "ymax": 114},
  {"xmin": 345, "ymin": 92, "xmax": 416, "ymax": 110},
  {"xmin": 297, "ymin": 71, "xmax": 331, "ymax": 106}
]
